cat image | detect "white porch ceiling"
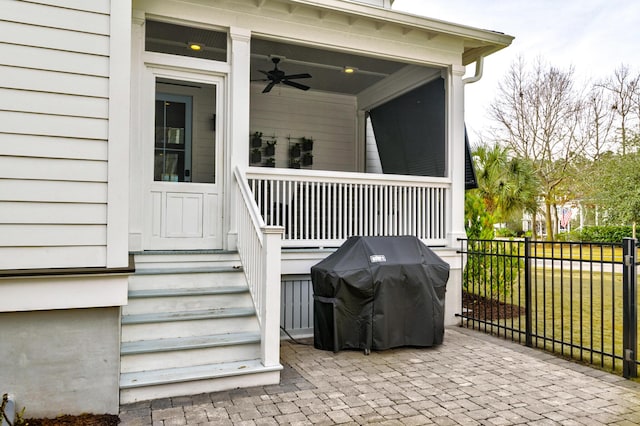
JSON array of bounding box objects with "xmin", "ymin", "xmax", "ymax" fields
[
  {"xmin": 145, "ymin": 19, "xmax": 438, "ymax": 96},
  {"xmin": 250, "ymin": 37, "xmax": 419, "ymax": 95}
]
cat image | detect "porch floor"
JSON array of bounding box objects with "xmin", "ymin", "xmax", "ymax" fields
[{"xmin": 119, "ymin": 327, "xmax": 640, "ymax": 425}]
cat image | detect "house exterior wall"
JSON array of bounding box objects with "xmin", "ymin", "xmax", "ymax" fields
[
  {"xmin": 0, "ymin": 308, "xmax": 121, "ymax": 417},
  {"xmin": 250, "ymin": 86, "xmax": 358, "ymax": 171},
  {"xmin": 0, "ymin": 1, "xmax": 111, "ymax": 269},
  {"xmin": 1, "ymin": 0, "xmax": 130, "ymax": 270},
  {"xmin": 0, "ymin": 0, "xmax": 130, "ymax": 417},
  {"xmin": 131, "ymin": 0, "xmax": 509, "ymax": 251}
]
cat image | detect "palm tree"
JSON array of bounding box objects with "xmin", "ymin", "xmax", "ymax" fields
[{"xmin": 467, "ymin": 143, "xmax": 539, "ymax": 237}]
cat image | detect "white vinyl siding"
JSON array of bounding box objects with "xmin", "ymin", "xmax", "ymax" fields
[
  {"xmin": 365, "ymin": 116, "xmax": 383, "ymax": 173},
  {"xmin": 0, "ymin": 89, "xmax": 109, "ymax": 119},
  {"xmin": 0, "ymin": 202, "xmax": 107, "ymax": 224},
  {"xmin": 0, "ymin": 247, "xmax": 107, "ymax": 270},
  {"xmin": 0, "ymin": 65, "xmax": 109, "ymax": 97},
  {"xmin": 0, "ymin": 0, "xmax": 111, "ymax": 269},
  {"xmin": 250, "ymin": 85, "xmax": 357, "ymax": 172},
  {"xmin": 0, "ymin": 134, "xmax": 107, "ymax": 161},
  {"xmin": 0, "ymin": 180, "xmax": 107, "ymax": 203}
]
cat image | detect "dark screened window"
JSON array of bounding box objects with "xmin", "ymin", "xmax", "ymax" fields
[
  {"xmin": 369, "ymin": 79, "xmax": 446, "ymax": 177},
  {"xmin": 145, "ymin": 20, "xmax": 227, "ymax": 62}
]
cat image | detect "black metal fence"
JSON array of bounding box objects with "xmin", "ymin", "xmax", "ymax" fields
[{"xmin": 459, "ymin": 237, "xmax": 638, "ymax": 378}]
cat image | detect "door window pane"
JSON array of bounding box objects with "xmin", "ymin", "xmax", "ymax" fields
[
  {"xmin": 155, "ymin": 94, "xmax": 190, "ymax": 182},
  {"xmin": 155, "ymin": 80, "xmax": 217, "ymax": 183}
]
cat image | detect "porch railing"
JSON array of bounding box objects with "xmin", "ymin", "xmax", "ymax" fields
[
  {"xmin": 247, "ymin": 167, "xmax": 449, "ymax": 247},
  {"xmin": 233, "ymin": 167, "xmax": 284, "ymax": 368}
]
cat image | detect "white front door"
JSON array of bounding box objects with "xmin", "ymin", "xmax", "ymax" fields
[{"xmin": 143, "ymin": 71, "xmax": 224, "ymax": 250}]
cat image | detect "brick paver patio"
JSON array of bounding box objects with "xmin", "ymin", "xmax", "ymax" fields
[{"xmin": 119, "ymin": 327, "xmax": 640, "ymax": 425}]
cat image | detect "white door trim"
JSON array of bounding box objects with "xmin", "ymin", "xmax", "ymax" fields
[{"xmin": 140, "ymin": 62, "xmax": 227, "ymax": 250}]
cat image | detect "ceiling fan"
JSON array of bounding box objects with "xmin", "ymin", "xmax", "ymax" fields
[{"xmin": 254, "ymin": 57, "xmax": 312, "ymax": 93}]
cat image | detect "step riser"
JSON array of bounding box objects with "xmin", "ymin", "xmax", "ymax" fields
[
  {"xmin": 134, "ymin": 253, "xmax": 240, "ymax": 270},
  {"xmin": 121, "ymin": 316, "xmax": 260, "ymax": 342},
  {"xmin": 121, "ymin": 343, "xmax": 261, "ymax": 373},
  {"xmin": 123, "ymin": 293, "xmax": 253, "ymax": 316},
  {"xmin": 120, "ymin": 370, "xmax": 280, "ymax": 404},
  {"xmin": 128, "ymin": 272, "xmax": 245, "ymax": 291}
]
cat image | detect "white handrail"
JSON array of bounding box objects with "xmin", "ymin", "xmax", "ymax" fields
[
  {"xmin": 247, "ymin": 166, "xmax": 451, "ymax": 186},
  {"xmin": 233, "ymin": 167, "xmax": 283, "ymax": 367}
]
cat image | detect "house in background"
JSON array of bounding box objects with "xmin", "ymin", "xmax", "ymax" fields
[{"xmin": 0, "ymin": 0, "xmax": 512, "ymax": 417}]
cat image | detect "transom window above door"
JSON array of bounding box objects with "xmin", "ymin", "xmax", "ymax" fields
[{"xmin": 145, "ymin": 20, "xmax": 227, "ymax": 62}]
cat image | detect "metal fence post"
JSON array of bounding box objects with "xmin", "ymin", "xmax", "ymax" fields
[
  {"xmin": 524, "ymin": 237, "xmax": 533, "ymax": 347},
  {"xmin": 622, "ymin": 237, "xmax": 638, "ymax": 379}
]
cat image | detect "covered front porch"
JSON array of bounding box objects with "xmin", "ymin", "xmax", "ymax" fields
[{"xmin": 122, "ymin": 0, "xmax": 511, "ymax": 403}]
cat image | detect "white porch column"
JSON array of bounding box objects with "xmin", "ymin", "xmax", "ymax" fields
[
  {"xmin": 227, "ymin": 27, "xmax": 251, "ymax": 250},
  {"xmin": 446, "ymin": 65, "xmax": 467, "ymax": 247},
  {"xmin": 261, "ymin": 226, "xmax": 284, "ymax": 368},
  {"xmin": 444, "ymin": 64, "xmax": 466, "ymax": 326}
]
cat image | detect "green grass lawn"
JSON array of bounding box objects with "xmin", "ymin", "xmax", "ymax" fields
[{"xmin": 531, "ymin": 242, "xmax": 624, "ymax": 262}]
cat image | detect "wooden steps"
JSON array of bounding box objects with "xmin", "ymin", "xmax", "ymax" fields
[{"xmin": 119, "ymin": 251, "xmax": 281, "ymax": 404}]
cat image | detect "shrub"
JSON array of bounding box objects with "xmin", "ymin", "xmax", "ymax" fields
[
  {"xmin": 572, "ymin": 226, "xmax": 634, "ymax": 243},
  {"xmin": 463, "ymin": 239, "xmax": 523, "ymax": 299}
]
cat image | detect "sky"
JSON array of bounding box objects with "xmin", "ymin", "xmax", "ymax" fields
[{"xmin": 392, "ymin": 0, "xmax": 640, "ymax": 141}]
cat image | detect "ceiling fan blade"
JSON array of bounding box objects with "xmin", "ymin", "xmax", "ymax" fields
[
  {"xmin": 251, "ymin": 78, "xmax": 269, "ymax": 82},
  {"xmin": 283, "ymin": 73, "xmax": 312, "ymax": 80},
  {"xmin": 282, "ymin": 80, "xmax": 310, "ymax": 91},
  {"xmin": 262, "ymin": 81, "xmax": 276, "ymax": 93},
  {"xmin": 258, "ymin": 70, "xmax": 270, "ymax": 76}
]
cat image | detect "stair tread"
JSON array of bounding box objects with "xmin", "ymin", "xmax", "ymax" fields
[
  {"xmin": 128, "ymin": 286, "xmax": 249, "ymax": 298},
  {"xmin": 120, "ymin": 359, "xmax": 282, "ymax": 388},
  {"xmin": 121, "ymin": 307, "xmax": 255, "ymax": 324},
  {"xmin": 134, "ymin": 266, "xmax": 243, "ymax": 275},
  {"xmin": 132, "ymin": 250, "xmax": 238, "ymax": 255},
  {"xmin": 121, "ymin": 331, "xmax": 260, "ymax": 355}
]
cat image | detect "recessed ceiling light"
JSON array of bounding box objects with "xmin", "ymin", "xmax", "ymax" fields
[
  {"xmin": 343, "ymin": 66, "xmax": 358, "ymax": 74},
  {"xmin": 188, "ymin": 42, "xmax": 204, "ymax": 51}
]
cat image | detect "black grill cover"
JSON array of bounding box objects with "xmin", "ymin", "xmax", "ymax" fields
[{"xmin": 311, "ymin": 236, "xmax": 450, "ymax": 352}]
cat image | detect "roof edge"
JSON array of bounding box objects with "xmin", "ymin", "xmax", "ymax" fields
[{"xmin": 290, "ymin": 0, "xmax": 514, "ymax": 51}]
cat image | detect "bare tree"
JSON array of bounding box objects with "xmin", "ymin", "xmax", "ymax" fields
[
  {"xmin": 599, "ymin": 64, "xmax": 640, "ymax": 154},
  {"xmin": 582, "ymin": 83, "xmax": 616, "ymax": 160},
  {"xmin": 489, "ymin": 57, "xmax": 586, "ymax": 240}
]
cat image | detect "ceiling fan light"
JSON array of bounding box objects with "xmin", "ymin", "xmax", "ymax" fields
[
  {"xmin": 188, "ymin": 42, "xmax": 204, "ymax": 51},
  {"xmin": 343, "ymin": 66, "xmax": 358, "ymax": 74}
]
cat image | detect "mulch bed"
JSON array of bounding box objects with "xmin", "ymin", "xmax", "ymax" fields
[
  {"xmin": 462, "ymin": 291, "xmax": 526, "ymax": 321},
  {"xmin": 25, "ymin": 414, "xmax": 119, "ymax": 426}
]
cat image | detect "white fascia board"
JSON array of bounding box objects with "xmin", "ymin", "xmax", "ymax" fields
[{"xmin": 0, "ymin": 275, "xmax": 128, "ymax": 312}]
